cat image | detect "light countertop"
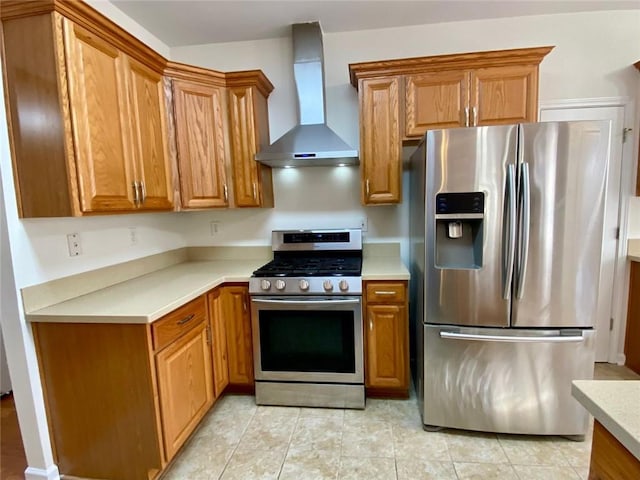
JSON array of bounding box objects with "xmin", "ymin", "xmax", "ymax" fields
[
  {"xmin": 26, "ymin": 255, "xmax": 410, "ymax": 324},
  {"xmin": 629, "ymin": 239, "xmax": 640, "ymax": 262},
  {"xmin": 572, "ymin": 380, "xmax": 640, "ymax": 459}
]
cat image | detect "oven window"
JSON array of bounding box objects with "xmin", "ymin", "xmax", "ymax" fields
[{"xmin": 259, "ymin": 310, "xmax": 356, "ymax": 373}]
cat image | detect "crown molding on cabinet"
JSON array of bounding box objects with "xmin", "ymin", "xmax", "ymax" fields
[{"xmin": 348, "ymin": 45, "xmax": 554, "ymax": 89}]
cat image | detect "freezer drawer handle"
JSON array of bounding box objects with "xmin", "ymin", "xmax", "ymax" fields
[{"xmin": 439, "ymin": 331, "xmax": 584, "ymax": 343}]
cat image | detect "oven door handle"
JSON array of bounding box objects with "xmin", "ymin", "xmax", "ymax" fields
[{"xmin": 251, "ymin": 298, "xmax": 361, "ymax": 306}]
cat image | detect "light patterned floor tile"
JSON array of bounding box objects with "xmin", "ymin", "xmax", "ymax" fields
[
  {"xmin": 288, "ymin": 417, "xmax": 343, "ymax": 456},
  {"xmin": 279, "ymin": 451, "xmax": 340, "ymax": 480},
  {"xmin": 220, "ymin": 449, "xmax": 285, "ymax": 480},
  {"xmin": 341, "ymin": 419, "xmax": 394, "ymax": 458},
  {"xmin": 392, "ymin": 424, "xmax": 450, "ymax": 461},
  {"xmin": 163, "ymin": 446, "xmax": 233, "ymax": 480},
  {"xmin": 300, "ymin": 407, "xmax": 346, "ymax": 421},
  {"xmin": 445, "ymin": 430, "xmax": 509, "ymax": 463},
  {"xmin": 512, "ymin": 465, "xmax": 581, "ymax": 479},
  {"xmin": 552, "ymin": 437, "xmax": 592, "ymax": 467},
  {"xmin": 396, "ymin": 458, "xmax": 457, "ymax": 480},
  {"xmin": 337, "ymin": 456, "xmax": 397, "ymax": 480},
  {"xmin": 497, "ymin": 435, "xmax": 569, "ymax": 466},
  {"xmin": 234, "ymin": 412, "xmax": 298, "ymax": 455},
  {"xmin": 454, "ymin": 462, "xmax": 518, "ymax": 479},
  {"xmin": 573, "ymin": 466, "xmax": 590, "ymax": 480}
]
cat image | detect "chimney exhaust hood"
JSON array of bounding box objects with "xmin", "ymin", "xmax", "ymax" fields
[{"xmin": 255, "ymin": 22, "xmax": 358, "ymax": 168}]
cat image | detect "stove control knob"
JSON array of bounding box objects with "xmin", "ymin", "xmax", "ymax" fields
[
  {"xmin": 323, "ymin": 280, "xmax": 334, "ymax": 292},
  {"xmin": 275, "ymin": 279, "xmax": 286, "ymax": 291},
  {"xmin": 260, "ymin": 279, "xmax": 272, "ymax": 291},
  {"xmin": 298, "ymin": 279, "xmax": 310, "ymax": 291},
  {"xmin": 339, "ymin": 280, "xmax": 349, "ymax": 292}
]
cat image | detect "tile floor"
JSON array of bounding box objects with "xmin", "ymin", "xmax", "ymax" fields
[{"xmin": 163, "ymin": 364, "xmax": 639, "ymax": 480}]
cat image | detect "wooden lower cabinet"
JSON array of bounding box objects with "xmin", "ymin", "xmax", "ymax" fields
[
  {"xmin": 208, "ymin": 287, "xmax": 230, "ymax": 397},
  {"xmin": 32, "ymin": 294, "xmax": 218, "ymax": 480},
  {"xmin": 363, "ymin": 281, "xmax": 409, "ymax": 397},
  {"xmin": 588, "ymin": 420, "xmax": 640, "ymax": 479},
  {"xmin": 221, "ymin": 284, "xmax": 255, "ymax": 390},
  {"xmin": 155, "ymin": 318, "xmax": 214, "ymax": 461},
  {"xmin": 624, "ymin": 262, "xmax": 640, "ymax": 375}
]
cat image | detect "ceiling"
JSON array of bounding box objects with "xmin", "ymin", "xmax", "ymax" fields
[{"xmin": 112, "ymin": 0, "xmax": 640, "ymax": 47}]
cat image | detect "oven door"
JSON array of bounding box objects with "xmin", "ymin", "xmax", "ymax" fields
[{"xmin": 251, "ymin": 296, "xmax": 364, "ymax": 384}]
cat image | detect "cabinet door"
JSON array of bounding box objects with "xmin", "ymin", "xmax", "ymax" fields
[
  {"xmin": 470, "ymin": 65, "xmax": 538, "ymax": 126},
  {"xmin": 405, "ymin": 71, "xmax": 469, "ymax": 137},
  {"xmin": 64, "ymin": 20, "xmax": 136, "ymax": 212},
  {"xmin": 173, "ymin": 80, "xmax": 229, "ymax": 208},
  {"xmin": 222, "ymin": 285, "xmax": 254, "ymax": 386},
  {"xmin": 228, "ymin": 86, "xmax": 273, "ymax": 208},
  {"xmin": 359, "ymin": 77, "xmax": 402, "ymax": 205},
  {"xmin": 155, "ymin": 320, "xmax": 214, "ymax": 461},
  {"xmin": 365, "ymin": 303, "xmax": 408, "ymax": 391},
  {"xmin": 207, "ymin": 288, "xmax": 230, "ymax": 397},
  {"xmin": 624, "ymin": 262, "xmax": 640, "ymax": 375},
  {"xmin": 126, "ymin": 58, "xmax": 173, "ymax": 210}
]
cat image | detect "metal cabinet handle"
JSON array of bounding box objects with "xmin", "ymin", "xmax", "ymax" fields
[
  {"xmin": 177, "ymin": 313, "xmax": 195, "ymax": 325},
  {"xmin": 369, "ymin": 319, "xmax": 373, "ymax": 331},
  {"xmin": 140, "ymin": 181, "xmax": 146, "ymax": 204},
  {"xmin": 206, "ymin": 325, "xmax": 212, "ymax": 345},
  {"xmin": 365, "ymin": 179, "xmax": 370, "ymax": 197},
  {"xmin": 224, "ymin": 184, "xmax": 228, "ymax": 203},
  {"xmin": 472, "ymin": 106, "xmax": 478, "ymax": 126},
  {"xmin": 464, "ymin": 107, "xmax": 470, "ymax": 127},
  {"xmin": 132, "ymin": 181, "xmax": 140, "ymax": 206},
  {"xmin": 374, "ymin": 291, "xmax": 397, "ymax": 295},
  {"xmin": 252, "ymin": 182, "xmax": 257, "ymax": 200}
]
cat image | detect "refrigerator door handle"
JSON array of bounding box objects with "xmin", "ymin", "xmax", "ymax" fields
[
  {"xmin": 440, "ymin": 331, "xmax": 585, "ymax": 343},
  {"xmin": 516, "ymin": 162, "xmax": 531, "ymax": 299},
  {"xmin": 502, "ymin": 164, "xmax": 517, "ymax": 299}
]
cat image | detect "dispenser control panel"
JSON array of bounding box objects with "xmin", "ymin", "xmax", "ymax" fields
[{"xmin": 436, "ymin": 192, "xmax": 484, "ymax": 214}]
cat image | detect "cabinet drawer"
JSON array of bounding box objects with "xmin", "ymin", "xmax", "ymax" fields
[
  {"xmin": 366, "ymin": 282, "xmax": 407, "ymax": 303},
  {"xmin": 152, "ymin": 296, "xmax": 206, "ymax": 351}
]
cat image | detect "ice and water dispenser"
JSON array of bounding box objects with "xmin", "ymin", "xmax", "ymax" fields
[{"xmin": 434, "ymin": 192, "xmax": 484, "ymax": 269}]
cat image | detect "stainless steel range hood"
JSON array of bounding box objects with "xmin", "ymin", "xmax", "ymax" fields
[{"xmin": 255, "ymin": 22, "xmax": 358, "ymax": 168}]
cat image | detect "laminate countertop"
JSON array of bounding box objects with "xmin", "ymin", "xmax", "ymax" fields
[
  {"xmin": 26, "ymin": 256, "xmax": 409, "ymax": 324},
  {"xmin": 629, "ymin": 239, "xmax": 640, "ymax": 262},
  {"xmin": 572, "ymin": 380, "xmax": 640, "ymax": 460}
]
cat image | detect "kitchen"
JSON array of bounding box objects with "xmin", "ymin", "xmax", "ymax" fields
[{"xmin": 1, "ymin": 1, "xmax": 640, "ymax": 479}]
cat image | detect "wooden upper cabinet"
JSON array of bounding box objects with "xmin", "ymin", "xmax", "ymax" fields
[
  {"xmin": 125, "ymin": 58, "xmax": 174, "ymax": 210},
  {"xmin": 405, "ymin": 71, "xmax": 470, "ymax": 136},
  {"xmin": 349, "ymin": 46, "xmax": 553, "ymax": 205},
  {"xmin": 1, "ymin": 7, "xmax": 174, "ymax": 216},
  {"xmin": 2, "ymin": 2, "xmax": 274, "ymax": 217},
  {"xmin": 470, "ymin": 64, "xmax": 538, "ymax": 126},
  {"xmin": 359, "ymin": 77, "xmax": 403, "ymax": 205},
  {"xmin": 227, "ymin": 78, "xmax": 274, "ymax": 208},
  {"xmin": 64, "ymin": 20, "xmax": 136, "ymax": 213},
  {"xmin": 171, "ymin": 78, "xmax": 229, "ymax": 208}
]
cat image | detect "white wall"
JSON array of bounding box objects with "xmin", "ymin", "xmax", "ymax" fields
[{"xmin": 1, "ymin": 5, "xmax": 639, "ymax": 477}]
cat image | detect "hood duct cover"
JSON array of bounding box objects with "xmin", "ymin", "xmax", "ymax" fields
[{"xmin": 255, "ymin": 22, "xmax": 358, "ymax": 167}]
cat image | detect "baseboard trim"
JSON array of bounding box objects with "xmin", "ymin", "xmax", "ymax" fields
[
  {"xmin": 24, "ymin": 465, "xmax": 60, "ymax": 480},
  {"xmin": 617, "ymin": 353, "xmax": 627, "ymax": 365}
]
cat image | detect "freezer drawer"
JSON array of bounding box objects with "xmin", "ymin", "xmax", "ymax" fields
[{"xmin": 422, "ymin": 325, "xmax": 595, "ymax": 435}]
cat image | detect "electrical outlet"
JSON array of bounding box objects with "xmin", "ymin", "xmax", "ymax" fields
[
  {"xmin": 210, "ymin": 221, "xmax": 220, "ymax": 236},
  {"xmin": 129, "ymin": 227, "xmax": 138, "ymax": 245},
  {"xmin": 66, "ymin": 233, "xmax": 82, "ymax": 256},
  {"xmin": 359, "ymin": 217, "xmax": 368, "ymax": 232}
]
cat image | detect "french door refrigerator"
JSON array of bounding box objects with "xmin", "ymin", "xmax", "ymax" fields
[{"xmin": 409, "ymin": 120, "xmax": 611, "ymax": 436}]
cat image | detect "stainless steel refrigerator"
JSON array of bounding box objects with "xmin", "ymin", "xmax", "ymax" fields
[{"xmin": 409, "ymin": 120, "xmax": 611, "ymax": 436}]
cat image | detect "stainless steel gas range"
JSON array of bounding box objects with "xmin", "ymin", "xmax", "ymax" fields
[{"xmin": 249, "ymin": 229, "xmax": 365, "ymax": 409}]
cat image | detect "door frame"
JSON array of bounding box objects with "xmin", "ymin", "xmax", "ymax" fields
[{"xmin": 539, "ymin": 96, "xmax": 637, "ymax": 364}]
